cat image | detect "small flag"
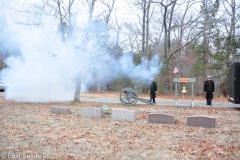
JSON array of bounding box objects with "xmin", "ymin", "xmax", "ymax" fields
[
  {"xmin": 173, "ymin": 67, "xmax": 178, "ymax": 74},
  {"xmin": 102, "ymin": 105, "xmax": 107, "ymax": 109},
  {"xmin": 102, "ymin": 105, "xmax": 107, "ymax": 114}
]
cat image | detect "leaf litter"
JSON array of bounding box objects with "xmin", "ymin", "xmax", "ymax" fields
[{"xmin": 0, "ymin": 93, "xmax": 240, "ymax": 159}]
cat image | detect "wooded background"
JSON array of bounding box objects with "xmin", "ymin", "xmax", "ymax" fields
[{"xmin": 0, "ymin": 0, "xmax": 239, "ymax": 98}]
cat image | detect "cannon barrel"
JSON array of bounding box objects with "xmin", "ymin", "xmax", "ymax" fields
[
  {"xmin": 120, "ymin": 88, "xmax": 138, "ymax": 106},
  {"xmin": 120, "ymin": 88, "xmax": 155, "ymax": 106}
]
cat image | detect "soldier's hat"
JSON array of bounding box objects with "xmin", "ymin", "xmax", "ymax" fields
[{"xmin": 207, "ymin": 75, "xmax": 212, "ymax": 78}]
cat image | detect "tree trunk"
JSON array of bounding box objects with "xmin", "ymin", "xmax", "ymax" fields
[
  {"xmin": 74, "ymin": 74, "xmax": 81, "ymax": 102},
  {"xmin": 167, "ymin": 1, "xmax": 176, "ymax": 53},
  {"xmin": 142, "ymin": 0, "xmax": 146, "ymax": 56},
  {"xmin": 146, "ymin": 0, "xmax": 152, "ymax": 59}
]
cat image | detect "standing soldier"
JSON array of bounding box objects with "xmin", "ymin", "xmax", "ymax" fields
[
  {"xmin": 150, "ymin": 78, "xmax": 157, "ymax": 104},
  {"xmin": 204, "ymin": 75, "xmax": 215, "ymax": 105}
]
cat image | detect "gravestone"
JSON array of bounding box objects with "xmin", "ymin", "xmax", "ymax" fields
[
  {"xmin": 187, "ymin": 115, "xmax": 216, "ymax": 128},
  {"xmin": 50, "ymin": 106, "xmax": 72, "ymax": 115},
  {"xmin": 81, "ymin": 107, "xmax": 103, "ymax": 119},
  {"xmin": 112, "ymin": 109, "xmax": 135, "ymax": 122},
  {"xmin": 148, "ymin": 113, "xmax": 175, "ymax": 124}
]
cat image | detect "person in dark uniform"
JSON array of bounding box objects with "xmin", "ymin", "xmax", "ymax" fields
[
  {"xmin": 204, "ymin": 75, "xmax": 215, "ymax": 105},
  {"xmin": 150, "ymin": 78, "xmax": 157, "ymax": 104}
]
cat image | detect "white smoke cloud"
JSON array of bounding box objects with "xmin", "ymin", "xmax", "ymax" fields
[
  {"xmin": 1, "ymin": 18, "xmax": 161, "ymax": 102},
  {"xmin": 111, "ymin": 53, "xmax": 161, "ymax": 82},
  {"xmin": 1, "ymin": 26, "xmax": 79, "ymax": 102}
]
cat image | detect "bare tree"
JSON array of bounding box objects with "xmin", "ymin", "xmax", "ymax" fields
[
  {"xmin": 123, "ymin": 22, "xmax": 141, "ymax": 52},
  {"xmin": 99, "ymin": 0, "xmax": 116, "ymax": 24},
  {"xmin": 73, "ymin": 0, "xmax": 116, "ymax": 99},
  {"xmin": 134, "ymin": 0, "xmax": 154, "ymax": 58},
  {"xmin": 73, "ymin": 0, "xmax": 98, "ymax": 101},
  {"xmin": 147, "ymin": 0, "xmax": 176, "ymax": 93},
  {"xmin": 153, "ymin": 0, "xmax": 176, "ymax": 64},
  {"xmin": 222, "ymin": 0, "xmax": 239, "ymax": 63},
  {"xmin": 84, "ymin": 0, "xmax": 98, "ymax": 22},
  {"xmin": 40, "ymin": 0, "xmax": 77, "ymax": 41}
]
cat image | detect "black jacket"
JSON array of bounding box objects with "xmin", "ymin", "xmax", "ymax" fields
[
  {"xmin": 204, "ymin": 80, "xmax": 215, "ymax": 99},
  {"xmin": 150, "ymin": 81, "xmax": 157, "ymax": 98}
]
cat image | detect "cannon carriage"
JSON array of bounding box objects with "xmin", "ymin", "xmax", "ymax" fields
[{"xmin": 119, "ymin": 88, "xmax": 155, "ymax": 106}]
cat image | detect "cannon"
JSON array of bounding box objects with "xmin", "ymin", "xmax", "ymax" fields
[{"xmin": 119, "ymin": 88, "xmax": 155, "ymax": 106}]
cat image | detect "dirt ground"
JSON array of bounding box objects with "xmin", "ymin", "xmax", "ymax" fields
[{"xmin": 0, "ymin": 92, "xmax": 240, "ymax": 160}]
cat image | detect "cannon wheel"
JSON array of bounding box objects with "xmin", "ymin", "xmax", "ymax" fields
[{"xmin": 120, "ymin": 88, "xmax": 138, "ymax": 106}]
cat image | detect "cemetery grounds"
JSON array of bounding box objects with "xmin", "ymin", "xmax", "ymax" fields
[{"xmin": 0, "ymin": 92, "xmax": 240, "ymax": 159}]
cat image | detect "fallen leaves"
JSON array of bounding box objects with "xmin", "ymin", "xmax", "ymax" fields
[
  {"xmin": 0, "ymin": 95, "xmax": 240, "ymax": 159},
  {"xmin": 169, "ymin": 139, "xmax": 240, "ymax": 159},
  {"xmin": 136, "ymin": 112, "xmax": 148, "ymax": 120}
]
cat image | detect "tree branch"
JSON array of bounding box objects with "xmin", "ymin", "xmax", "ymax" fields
[{"xmin": 167, "ymin": 28, "xmax": 208, "ymax": 61}]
